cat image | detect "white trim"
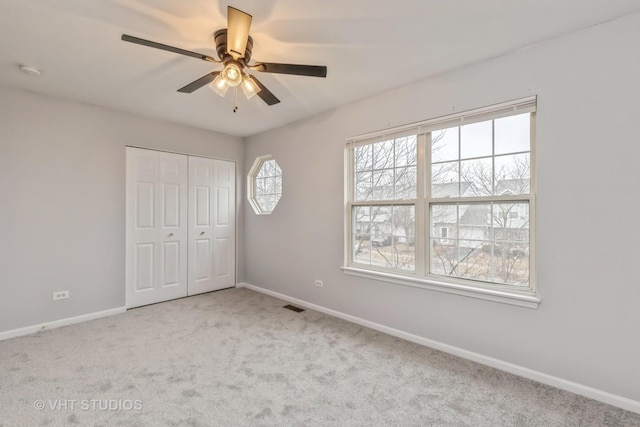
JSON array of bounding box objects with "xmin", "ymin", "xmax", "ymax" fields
[
  {"xmin": 342, "ymin": 266, "xmax": 539, "ymax": 308},
  {"xmin": 414, "ymin": 133, "xmax": 427, "ymax": 275},
  {"xmin": 237, "ymin": 282, "xmax": 639, "ymax": 415},
  {"xmin": 0, "ymin": 307, "xmax": 126, "ymax": 342}
]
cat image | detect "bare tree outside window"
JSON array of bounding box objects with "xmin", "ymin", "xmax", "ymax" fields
[
  {"xmin": 352, "ymin": 136, "xmax": 417, "ymax": 270},
  {"xmin": 429, "ymin": 113, "xmax": 531, "ymax": 286},
  {"xmin": 347, "ymin": 100, "xmax": 535, "ymax": 294},
  {"xmin": 248, "ymin": 156, "xmax": 282, "ymax": 215}
]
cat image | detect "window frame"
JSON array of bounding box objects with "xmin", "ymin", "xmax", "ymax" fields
[
  {"xmin": 343, "ymin": 97, "xmax": 539, "ymax": 308},
  {"xmin": 247, "ymin": 154, "xmax": 282, "ymax": 215}
]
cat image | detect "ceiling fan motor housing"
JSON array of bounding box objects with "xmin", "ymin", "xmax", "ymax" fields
[{"xmin": 214, "ymin": 29, "xmax": 253, "ymax": 64}]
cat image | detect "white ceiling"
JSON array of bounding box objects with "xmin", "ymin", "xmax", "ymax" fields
[{"xmin": 1, "ymin": 1, "xmax": 639, "ymax": 137}]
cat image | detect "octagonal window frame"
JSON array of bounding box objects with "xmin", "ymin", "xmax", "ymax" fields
[{"xmin": 248, "ymin": 155, "xmax": 282, "ymax": 215}]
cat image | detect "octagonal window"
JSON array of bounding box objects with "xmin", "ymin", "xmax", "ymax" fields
[{"xmin": 248, "ymin": 155, "xmax": 282, "ymax": 215}]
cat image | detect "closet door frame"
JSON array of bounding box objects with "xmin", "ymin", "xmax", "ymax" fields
[{"xmin": 125, "ymin": 146, "xmax": 237, "ymax": 308}]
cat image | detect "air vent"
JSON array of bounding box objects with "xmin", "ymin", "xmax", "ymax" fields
[{"xmin": 283, "ymin": 304, "xmax": 305, "ymax": 313}]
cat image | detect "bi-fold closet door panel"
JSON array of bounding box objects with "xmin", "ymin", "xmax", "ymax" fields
[
  {"xmin": 126, "ymin": 147, "xmax": 188, "ymax": 308},
  {"xmin": 126, "ymin": 147, "xmax": 236, "ymax": 308},
  {"xmin": 211, "ymin": 158, "xmax": 236, "ymax": 291},
  {"xmin": 188, "ymin": 157, "xmax": 236, "ymax": 296}
]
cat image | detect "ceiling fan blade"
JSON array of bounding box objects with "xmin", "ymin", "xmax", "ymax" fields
[
  {"xmin": 226, "ymin": 6, "xmax": 252, "ymax": 60},
  {"xmin": 177, "ymin": 72, "xmax": 220, "ymax": 93},
  {"xmin": 249, "ymin": 63, "xmax": 327, "ymax": 78},
  {"xmin": 121, "ymin": 34, "xmax": 218, "ymax": 63},
  {"xmin": 251, "ymin": 75, "xmax": 280, "ymax": 106}
]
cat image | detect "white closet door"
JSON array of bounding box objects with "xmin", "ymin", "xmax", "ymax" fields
[
  {"xmin": 188, "ymin": 157, "xmax": 235, "ymax": 295},
  {"xmin": 126, "ymin": 147, "xmax": 188, "ymax": 308},
  {"xmin": 212, "ymin": 159, "xmax": 236, "ymax": 290}
]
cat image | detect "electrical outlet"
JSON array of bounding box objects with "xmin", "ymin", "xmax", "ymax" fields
[
  {"xmin": 53, "ymin": 290, "xmax": 69, "ymax": 301},
  {"xmin": 315, "ymin": 280, "xmax": 323, "ymax": 288}
]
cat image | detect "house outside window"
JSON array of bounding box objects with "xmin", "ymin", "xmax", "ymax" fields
[{"xmin": 344, "ymin": 97, "xmax": 538, "ymax": 308}]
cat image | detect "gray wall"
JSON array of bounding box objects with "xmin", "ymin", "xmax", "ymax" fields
[
  {"xmin": 244, "ymin": 13, "xmax": 640, "ymax": 401},
  {"xmin": 0, "ymin": 87, "xmax": 244, "ymax": 332}
]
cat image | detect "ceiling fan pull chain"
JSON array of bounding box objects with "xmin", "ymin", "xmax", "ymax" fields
[{"xmin": 233, "ymin": 86, "xmax": 239, "ymax": 113}]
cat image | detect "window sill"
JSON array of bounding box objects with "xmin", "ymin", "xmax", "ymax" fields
[{"xmin": 341, "ymin": 266, "xmax": 540, "ymax": 309}]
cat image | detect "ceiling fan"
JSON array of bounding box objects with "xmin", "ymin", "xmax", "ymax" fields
[{"xmin": 121, "ymin": 6, "xmax": 327, "ymax": 109}]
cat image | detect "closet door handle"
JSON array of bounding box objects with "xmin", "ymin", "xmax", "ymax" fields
[
  {"xmin": 200, "ymin": 231, "xmax": 205, "ymax": 236},
  {"xmin": 169, "ymin": 233, "xmax": 174, "ymax": 238}
]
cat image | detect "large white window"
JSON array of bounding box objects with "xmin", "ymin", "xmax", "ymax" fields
[{"xmin": 344, "ymin": 97, "xmax": 538, "ymax": 308}]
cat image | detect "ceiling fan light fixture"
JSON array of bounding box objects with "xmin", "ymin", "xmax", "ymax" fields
[
  {"xmin": 241, "ymin": 75, "xmax": 261, "ymax": 99},
  {"xmin": 209, "ymin": 73, "xmax": 229, "ymax": 97},
  {"xmin": 120, "ymin": 5, "xmax": 325, "ymax": 108},
  {"xmin": 221, "ymin": 62, "xmax": 243, "ymax": 87}
]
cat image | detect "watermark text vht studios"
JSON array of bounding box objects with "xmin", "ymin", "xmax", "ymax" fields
[{"xmin": 34, "ymin": 399, "xmax": 143, "ymax": 411}]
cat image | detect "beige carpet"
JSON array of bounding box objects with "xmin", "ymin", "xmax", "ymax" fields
[{"xmin": 1, "ymin": 287, "xmax": 638, "ymax": 426}]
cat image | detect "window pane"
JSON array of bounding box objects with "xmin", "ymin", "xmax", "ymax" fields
[
  {"xmin": 353, "ymin": 235, "xmax": 372, "ymax": 265},
  {"xmin": 460, "ymin": 120, "xmax": 492, "ymax": 159},
  {"xmin": 495, "ymin": 113, "xmax": 530, "ymax": 155},
  {"xmin": 353, "ymin": 206, "xmax": 371, "ymax": 235},
  {"xmin": 432, "ymin": 127, "xmax": 458, "ymax": 163},
  {"xmin": 455, "ymin": 240, "xmax": 491, "ymax": 282},
  {"xmin": 262, "ymin": 160, "xmax": 274, "ymax": 177},
  {"xmin": 392, "ymin": 205, "xmax": 415, "ymax": 239},
  {"xmin": 429, "ymin": 202, "xmax": 530, "ymax": 286},
  {"xmin": 370, "ymin": 205, "xmax": 392, "ymax": 267},
  {"xmin": 274, "ymin": 175, "xmax": 282, "ymax": 194},
  {"xmin": 354, "ymin": 171, "xmax": 373, "ymax": 201},
  {"xmin": 430, "ymin": 239, "xmax": 457, "ymax": 277},
  {"xmin": 372, "ymin": 206, "xmax": 392, "ymax": 230},
  {"xmin": 395, "ymin": 166, "xmax": 417, "ymax": 199},
  {"xmin": 430, "ymin": 204, "xmax": 457, "ymax": 239},
  {"xmin": 265, "ymin": 177, "xmax": 277, "ymax": 194},
  {"xmin": 431, "ymin": 161, "xmax": 459, "ymax": 198},
  {"xmin": 460, "ymin": 157, "xmax": 492, "ymax": 197},
  {"xmin": 256, "ymin": 195, "xmax": 273, "ymax": 212},
  {"xmin": 255, "ymin": 177, "xmax": 266, "ymax": 193},
  {"xmin": 492, "ymin": 203, "xmax": 529, "ymax": 242},
  {"xmin": 355, "ymin": 136, "xmax": 417, "ymax": 202},
  {"xmin": 391, "ymin": 205, "xmax": 415, "ymax": 270},
  {"xmin": 252, "ymin": 157, "xmax": 282, "ymax": 213},
  {"xmin": 395, "ymin": 136, "xmax": 417, "ymax": 167},
  {"xmin": 492, "ymin": 242, "xmax": 529, "ymax": 286},
  {"xmin": 430, "ymin": 237, "xmax": 530, "ymax": 286},
  {"xmin": 352, "ymin": 206, "xmax": 373, "ymax": 265},
  {"xmin": 373, "ymin": 140, "xmax": 394, "ymax": 170},
  {"xmin": 495, "ymin": 153, "xmax": 530, "ymax": 195},
  {"xmin": 458, "ymin": 204, "xmax": 490, "ymax": 240},
  {"xmin": 354, "ymin": 144, "xmax": 373, "ymax": 172},
  {"xmin": 352, "ymin": 205, "xmax": 415, "ymax": 271},
  {"xmin": 372, "ymin": 169, "xmax": 394, "ymax": 200}
]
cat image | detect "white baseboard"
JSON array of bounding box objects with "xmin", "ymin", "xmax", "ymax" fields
[
  {"xmin": 0, "ymin": 307, "xmax": 127, "ymax": 342},
  {"xmin": 237, "ymin": 282, "xmax": 640, "ymax": 415}
]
